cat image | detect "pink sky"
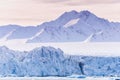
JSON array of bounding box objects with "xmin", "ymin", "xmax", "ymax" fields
[{"xmin": 0, "ymin": 0, "xmax": 120, "ymax": 26}]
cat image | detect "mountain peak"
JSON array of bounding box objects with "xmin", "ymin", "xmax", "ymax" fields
[
  {"xmin": 80, "ymin": 10, "xmax": 92, "ymax": 15},
  {"xmin": 63, "ymin": 10, "xmax": 78, "ymax": 16},
  {"xmin": 79, "ymin": 10, "xmax": 97, "ymax": 21},
  {"xmin": 57, "ymin": 10, "xmax": 96, "ymax": 22},
  {"xmin": 68, "ymin": 10, "xmax": 78, "ymax": 14},
  {"xmin": 62, "ymin": 10, "xmax": 93, "ymax": 17},
  {"xmin": 57, "ymin": 10, "xmax": 79, "ymax": 20}
]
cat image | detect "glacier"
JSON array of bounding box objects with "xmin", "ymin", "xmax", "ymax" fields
[{"xmin": 0, "ymin": 46, "xmax": 120, "ymax": 77}]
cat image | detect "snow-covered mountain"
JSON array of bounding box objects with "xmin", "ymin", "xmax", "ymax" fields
[
  {"xmin": 0, "ymin": 10, "xmax": 120, "ymax": 42},
  {"xmin": 7, "ymin": 26, "xmax": 40, "ymax": 39},
  {"xmin": 0, "ymin": 25, "xmax": 20, "ymax": 39},
  {"xmin": 27, "ymin": 10, "xmax": 120, "ymax": 42},
  {"xmin": 0, "ymin": 46, "xmax": 120, "ymax": 77}
]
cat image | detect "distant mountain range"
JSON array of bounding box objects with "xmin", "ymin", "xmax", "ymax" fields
[{"xmin": 0, "ymin": 10, "xmax": 120, "ymax": 42}]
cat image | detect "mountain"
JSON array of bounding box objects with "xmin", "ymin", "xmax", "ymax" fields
[
  {"xmin": 27, "ymin": 10, "xmax": 96, "ymax": 42},
  {"xmin": 27, "ymin": 10, "xmax": 120, "ymax": 42},
  {"xmin": 0, "ymin": 25, "xmax": 39, "ymax": 40},
  {"xmin": 0, "ymin": 25, "xmax": 20, "ymax": 39},
  {"xmin": 0, "ymin": 10, "xmax": 120, "ymax": 42},
  {"xmin": 7, "ymin": 26, "xmax": 40, "ymax": 39},
  {"xmin": 0, "ymin": 46, "xmax": 120, "ymax": 77}
]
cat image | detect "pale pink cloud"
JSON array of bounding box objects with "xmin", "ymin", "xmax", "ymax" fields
[
  {"xmin": 32, "ymin": 0, "xmax": 68, "ymax": 3},
  {"xmin": 66, "ymin": 0, "xmax": 120, "ymax": 6},
  {"xmin": 0, "ymin": 0, "xmax": 120, "ymax": 26},
  {"xmin": 31, "ymin": 0, "xmax": 120, "ymax": 5}
]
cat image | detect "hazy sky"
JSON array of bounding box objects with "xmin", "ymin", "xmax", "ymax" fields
[{"xmin": 0, "ymin": 0, "xmax": 120, "ymax": 26}]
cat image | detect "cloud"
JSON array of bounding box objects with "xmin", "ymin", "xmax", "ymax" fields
[
  {"xmin": 42, "ymin": 0, "xmax": 68, "ymax": 3},
  {"xmin": 30, "ymin": 0, "xmax": 68, "ymax": 3},
  {"xmin": 31, "ymin": 0, "xmax": 120, "ymax": 6},
  {"xmin": 0, "ymin": 0, "xmax": 120, "ymax": 26},
  {"xmin": 0, "ymin": 18, "xmax": 41, "ymax": 21},
  {"xmin": 66, "ymin": 0, "xmax": 120, "ymax": 6}
]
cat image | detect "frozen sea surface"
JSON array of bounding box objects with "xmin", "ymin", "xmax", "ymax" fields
[{"xmin": 0, "ymin": 77, "xmax": 118, "ymax": 80}]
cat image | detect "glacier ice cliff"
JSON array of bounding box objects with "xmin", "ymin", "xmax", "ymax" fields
[{"xmin": 0, "ymin": 46, "xmax": 120, "ymax": 77}]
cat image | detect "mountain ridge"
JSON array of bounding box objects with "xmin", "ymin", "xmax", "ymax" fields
[{"xmin": 0, "ymin": 10, "xmax": 120, "ymax": 42}]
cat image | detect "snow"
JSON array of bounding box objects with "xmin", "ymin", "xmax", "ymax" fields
[
  {"xmin": 0, "ymin": 77, "xmax": 114, "ymax": 80},
  {"xmin": 29, "ymin": 29, "xmax": 44, "ymax": 40},
  {"xmin": 0, "ymin": 10, "xmax": 120, "ymax": 42},
  {"xmin": 0, "ymin": 29, "xmax": 15, "ymax": 41},
  {"xmin": 83, "ymin": 34, "xmax": 94, "ymax": 43},
  {"xmin": 0, "ymin": 25, "xmax": 19, "ymax": 39},
  {"xmin": 67, "ymin": 74, "xmax": 86, "ymax": 78},
  {"xmin": 1, "ymin": 39, "xmax": 120, "ymax": 56},
  {"xmin": 0, "ymin": 46, "xmax": 120, "ymax": 77},
  {"xmin": 1, "ymin": 45, "xmax": 120, "ymax": 77},
  {"xmin": 95, "ymin": 30, "xmax": 103, "ymax": 35},
  {"xmin": 63, "ymin": 18, "xmax": 80, "ymax": 28},
  {"xmin": 26, "ymin": 10, "xmax": 120, "ymax": 43},
  {"xmin": 0, "ymin": 46, "xmax": 81, "ymax": 77},
  {"xmin": 6, "ymin": 26, "xmax": 39, "ymax": 39},
  {"xmin": 1, "ymin": 10, "xmax": 120, "ymax": 77}
]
